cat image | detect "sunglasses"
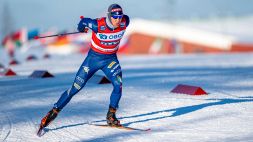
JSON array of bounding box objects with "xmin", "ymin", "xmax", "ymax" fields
[{"xmin": 112, "ymin": 15, "xmax": 123, "ymax": 19}]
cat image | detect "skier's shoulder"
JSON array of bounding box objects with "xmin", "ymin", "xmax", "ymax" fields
[{"xmin": 95, "ymin": 17, "xmax": 106, "ymax": 23}]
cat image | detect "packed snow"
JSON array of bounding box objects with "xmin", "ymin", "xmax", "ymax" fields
[{"xmin": 1, "ymin": 52, "xmax": 253, "ymax": 142}]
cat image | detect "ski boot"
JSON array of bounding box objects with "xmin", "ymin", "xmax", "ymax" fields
[
  {"xmin": 106, "ymin": 106, "xmax": 121, "ymax": 126},
  {"xmin": 37, "ymin": 108, "xmax": 60, "ymax": 136}
]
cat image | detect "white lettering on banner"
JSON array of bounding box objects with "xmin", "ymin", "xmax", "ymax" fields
[
  {"xmin": 96, "ymin": 30, "xmax": 125, "ymax": 41},
  {"xmin": 91, "ymin": 39, "xmax": 119, "ymax": 52}
]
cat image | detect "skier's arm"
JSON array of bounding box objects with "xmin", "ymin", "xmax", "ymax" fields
[{"xmin": 77, "ymin": 18, "xmax": 98, "ymax": 33}]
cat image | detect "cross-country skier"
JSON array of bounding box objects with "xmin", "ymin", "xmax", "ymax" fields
[{"xmin": 38, "ymin": 3, "xmax": 130, "ymax": 131}]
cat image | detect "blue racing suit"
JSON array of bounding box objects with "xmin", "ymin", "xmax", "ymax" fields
[{"xmin": 54, "ymin": 15, "xmax": 129, "ymax": 110}]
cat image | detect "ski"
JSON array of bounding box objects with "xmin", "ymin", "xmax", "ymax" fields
[{"xmin": 88, "ymin": 123, "xmax": 151, "ymax": 132}]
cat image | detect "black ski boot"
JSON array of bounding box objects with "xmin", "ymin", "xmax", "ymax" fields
[
  {"xmin": 106, "ymin": 106, "xmax": 121, "ymax": 126},
  {"xmin": 37, "ymin": 108, "xmax": 60, "ymax": 136},
  {"xmin": 40, "ymin": 108, "xmax": 60, "ymax": 128}
]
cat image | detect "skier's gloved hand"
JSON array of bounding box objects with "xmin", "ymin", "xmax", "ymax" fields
[
  {"xmin": 78, "ymin": 26, "xmax": 89, "ymax": 33},
  {"xmin": 77, "ymin": 18, "xmax": 89, "ymax": 33}
]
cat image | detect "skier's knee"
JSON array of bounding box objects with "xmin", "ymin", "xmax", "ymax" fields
[
  {"xmin": 113, "ymin": 83, "xmax": 122, "ymax": 93},
  {"xmin": 112, "ymin": 75, "xmax": 122, "ymax": 93}
]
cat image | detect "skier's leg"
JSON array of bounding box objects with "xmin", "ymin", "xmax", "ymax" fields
[
  {"xmin": 102, "ymin": 60, "xmax": 123, "ymax": 109},
  {"xmin": 109, "ymin": 72, "xmax": 122, "ymax": 109},
  {"xmin": 54, "ymin": 61, "xmax": 97, "ymax": 110},
  {"xmin": 39, "ymin": 57, "xmax": 98, "ymax": 128},
  {"xmin": 102, "ymin": 60, "xmax": 123, "ymax": 126}
]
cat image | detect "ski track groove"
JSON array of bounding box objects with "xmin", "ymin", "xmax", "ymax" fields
[
  {"xmin": 2, "ymin": 115, "xmax": 12, "ymax": 142},
  {"xmin": 0, "ymin": 116, "xmax": 3, "ymax": 140}
]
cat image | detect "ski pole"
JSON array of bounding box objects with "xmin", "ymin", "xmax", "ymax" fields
[{"xmin": 33, "ymin": 31, "xmax": 81, "ymax": 39}]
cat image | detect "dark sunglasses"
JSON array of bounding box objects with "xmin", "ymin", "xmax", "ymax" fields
[{"xmin": 112, "ymin": 15, "xmax": 123, "ymax": 19}]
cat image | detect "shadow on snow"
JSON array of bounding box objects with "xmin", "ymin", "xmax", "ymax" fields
[{"xmin": 48, "ymin": 96, "xmax": 253, "ymax": 132}]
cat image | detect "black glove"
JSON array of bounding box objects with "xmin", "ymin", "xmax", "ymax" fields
[{"xmin": 77, "ymin": 18, "xmax": 87, "ymax": 33}]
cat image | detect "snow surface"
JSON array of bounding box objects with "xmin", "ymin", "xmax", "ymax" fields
[{"xmin": 1, "ymin": 52, "xmax": 253, "ymax": 142}]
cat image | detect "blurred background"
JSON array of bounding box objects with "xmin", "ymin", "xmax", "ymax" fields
[{"xmin": 1, "ymin": 0, "xmax": 253, "ymax": 66}]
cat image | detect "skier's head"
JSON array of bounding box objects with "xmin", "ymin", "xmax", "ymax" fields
[{"xmin": 107, "ymin": 3, "xmax": 123, "ymax": 28}]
